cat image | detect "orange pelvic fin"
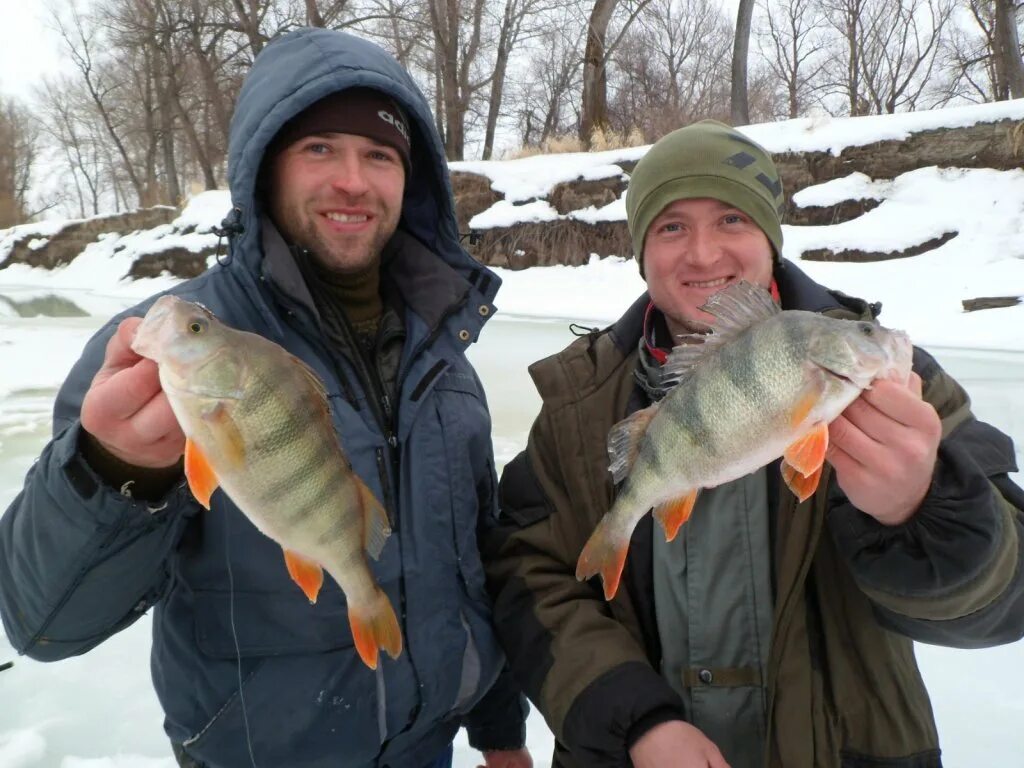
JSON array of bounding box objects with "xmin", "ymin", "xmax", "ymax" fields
[
  {"xmin": 781, "ymin": 459, "xmax": 824, "ymax": 503},
  {"xmin": 783, "ymin": 421, "xmax": 829, "ymax": 477},
  {"xmin": 356, "ymin": 476, "xmax": 391, "ymax": 560},
  {"xmin": 576, "ymin": 519, "xmax": 631, "ymax": 601},
  {"xmin": 184, "ymin": 438, "xmax": 219, "ymax": 510},
  {"xmin": 654, "ymin": 489, "xmax": 699, "ymax": 542},
  {"xmin": 283, "ymin": 549, "xmax": 324, "ymax": 604},
  {"xmin": 349, "ymin": 587, "xmax": 403, "ymax": 670}
]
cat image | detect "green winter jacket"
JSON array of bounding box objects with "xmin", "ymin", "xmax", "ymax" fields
[{"xmin": 481, "ymin": 262, "xmax": 1024, "ymax": 768}]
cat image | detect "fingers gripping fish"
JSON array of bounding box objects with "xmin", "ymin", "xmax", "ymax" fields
[
  {"xmin": 576, "ymin": 281, "xmax": 912, "ymax": 601},
  {"xmin": 132, "ymin": 295, "xmax": 402, "ymax": 669}
]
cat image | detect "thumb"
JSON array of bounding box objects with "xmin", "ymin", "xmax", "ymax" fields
[{"xmin": 96, "ymin": 318, "xmax": 146, "ymax": 380}]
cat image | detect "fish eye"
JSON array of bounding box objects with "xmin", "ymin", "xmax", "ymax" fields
[
  {"xmin": 859, "ymin": 323, "xmax": 874, "ymax": 336},
  {"xmin": 188, "ymin": 318, "xmax": 207, "ymax": 334}
]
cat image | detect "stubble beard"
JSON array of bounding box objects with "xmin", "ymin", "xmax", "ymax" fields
[{"xmin": 284, "ymin": 202, "xmax": 398, "ymax": 275}]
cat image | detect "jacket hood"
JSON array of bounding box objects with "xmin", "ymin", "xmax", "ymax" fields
[{"xmin": 225, "ymin": 28, "xmax": 495, "ymax": 302}]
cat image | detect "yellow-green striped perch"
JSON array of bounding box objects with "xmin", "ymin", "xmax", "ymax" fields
[
  {"xmin": 577, "ymin": 281, "xmax": 913, "ymax": 601},
  {"xmin": 132, "ymin": 295, "xmax": 402, "ymax": 669}
]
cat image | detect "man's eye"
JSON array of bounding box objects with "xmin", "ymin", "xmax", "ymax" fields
[
  {"xmin": 303, "ymin": 142, "xmax": 330, "ymax": 155},
  {"xmin": 369, "ymin": 149, "xmax": 396, "ymax": 162},
  {"xmin": 723, "ymin": 213, "xmax": 745, "ymax": 225},
  {"xmin": 659, "ymin": 222, "xmax": 681, "ymax": 233}
]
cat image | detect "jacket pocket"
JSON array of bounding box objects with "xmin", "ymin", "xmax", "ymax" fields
[{"xmin": 184, "ymin": 590, "xmax": 382, "ymax": 766}]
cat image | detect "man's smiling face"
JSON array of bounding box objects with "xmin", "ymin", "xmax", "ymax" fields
[
  {"xmin": 267, "ymin": 131, "xmax": 405, "ymax": 273},
  {"xmin": 643, "ymin": 197, "xmax": 774, "ymax": 339}
]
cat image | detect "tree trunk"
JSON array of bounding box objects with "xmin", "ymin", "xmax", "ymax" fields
[
  {"xmin": 731, "ymin": 0, "xmax": 755, "ymax": 125},
  {"xmin": 482, "ymin": 3, "xmax": 513, "ymax": 160},
  {"xmin": 995, "ymin": 0, "xmax": 1024, "ymax": 99},
  {"xmin": 305, "ymin": 0, "xmax": 325, "ymax": 26},
  {"xmin": 580, "ymin": 0, "xmax": 618, "ymax": 147}
]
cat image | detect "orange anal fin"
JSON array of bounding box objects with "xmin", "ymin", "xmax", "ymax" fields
[
  {"xmin": 781, "ymin": 460, "xmax": 823, "ymax": 503},
  {"xmin": 654, "ymin": 489, "xmax": 699, "ymax": 542},
  {"xmin": 283, "ymin": 549, "xmax": 324, "ymax": 604},
  {"xmin": 576, "ymin": 520, "xmax": 631, "ymax": 601},
  {"xmin": 184, "ymin": 438, "xmax": 219, "ymax": 510},
  {"xmin": 349, "ymin": 587, "xmax": 403, "ymax": 670},
  {"xmin": 783, "ymin": 422, "xmax": 829, "ymax": 477}
]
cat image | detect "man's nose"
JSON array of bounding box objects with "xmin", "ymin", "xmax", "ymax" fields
[
  {"xmin": 329, "ymin": 152, "xmax": 370, "ymax": 196},
  {"xmin": 685, "ymin": 228, "xmax": 719, "ymax": 267}
]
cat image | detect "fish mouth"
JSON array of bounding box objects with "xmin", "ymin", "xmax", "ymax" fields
[{"xmin": 131, "ymin": 295, "xmax": 178, "ymax": 359}]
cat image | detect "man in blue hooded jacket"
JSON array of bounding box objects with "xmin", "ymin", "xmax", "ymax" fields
[{"xmin": 0, "ymin": 28, "xmax": 532, "ymax": 768}]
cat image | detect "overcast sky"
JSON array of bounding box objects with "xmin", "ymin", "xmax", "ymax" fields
[{"xmin": 0, "ymin": 0, "xmax": 744, "ymax": 102}]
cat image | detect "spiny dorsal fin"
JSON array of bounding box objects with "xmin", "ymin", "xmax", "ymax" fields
[
  {"xmin": 607, "ymin": 402, "xmax": 661, "ymax": 484},
  {"xmin": 658, "ymin": 281, "xmax": 780, "ymax": 392}
]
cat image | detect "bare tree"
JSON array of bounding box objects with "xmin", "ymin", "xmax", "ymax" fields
[
  {"xmin": 0, "ymin": 98, "xmax": 40, "ymax": 227},
  {"xmin": 36, "ymin": 77, "xmax": 106, "ymax": 217},
  {"xmin": 580, "ymin": 0, "xmax": 653, "ymax": 145},
  {"xmin": 611, "ymin": 0, "xmax": 732, "ymax": 136},
  {"xmin": 994, "ymin": 0, "xmax": 1024, "ymax": 97},
  {"xmin": 731, "ymin": 0, "xmax": 755, "ymax": 125},
  {"xmin": 756, "ymin": 0, "xmax": 829, "ymax": 118},
  {"xmin": 857, "ymin": 0, "xmax": 957, "ymax": 113},
  {"xmin": 513, "ymin": 15, "xmax": 586, "ymax": 146}
]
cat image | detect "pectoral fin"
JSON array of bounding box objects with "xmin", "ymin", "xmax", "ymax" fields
[
  {"xmin": 184, "ymin": 438, "xmax": 219, "ymax": 510},
  {"xmin": 201, "ymin": 402, "xmax": 247, "ymax": 471},
  {"xmin": 654, "ymin": 489, "xmax": 699, "ymax": 542},
  {"xmin": 607, "ymin": 403, "xmax": 660, "ymax": 485},
  {"xmin": 283, "ymin": 549, "xmax": 324, "ymax": 604}
]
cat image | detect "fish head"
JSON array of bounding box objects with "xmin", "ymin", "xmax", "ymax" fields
[
  {"xmin": 131, "ymin": 295, "xmax": 246, "ymax": 399},
  {"xmin": 807, "ymin": 318, "xmax": 913, "ymax": 390}
]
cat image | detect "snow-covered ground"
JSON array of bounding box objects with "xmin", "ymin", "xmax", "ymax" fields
[{"xmin": 2, "ymin": 100, "xmax": 1024, "ymax": 766}]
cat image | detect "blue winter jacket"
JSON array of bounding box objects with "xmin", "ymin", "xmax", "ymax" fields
[{"xmin": 0, "ymin": 28, "xmax": 525, "ymax": 768}]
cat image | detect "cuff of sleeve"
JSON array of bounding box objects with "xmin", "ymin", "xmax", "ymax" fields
[
  {"xmin": 828, "ymin": 441, "xmax": 1017, "ymax": 619},
  {"xmin": 466, "ymin": 712, "xmax": 528, "ymax": 752},
  {"xmin": 625, "ymin": 706, "xmax": 686, "ymax": 750},
  {"xmin": 78, "ymin": 429, "xmax": 183, "ymax": 502},
  {"xmin": 563, "ymin": 661, "xmax": 684, "ymax": 767}
]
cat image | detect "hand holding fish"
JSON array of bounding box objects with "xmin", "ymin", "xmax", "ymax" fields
[
  {"xmin": 827, "ymin": 372, "xmax": 941, "ymax": 526},
  {"xmin": 81, "ymin": 317, "xmax": 186, "ymax": 468},
  {"xmin": 629, "ymin": 721, "xmax": 731, "ymax": 768}
]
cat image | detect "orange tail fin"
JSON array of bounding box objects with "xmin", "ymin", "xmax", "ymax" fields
[
  {"xmin": 654, "ymin": 489, "xmax": 699, "ymax": 542},
  {"xmin": 576, "ymin": 519, "xmax": 631, "ymax": 601},
  {"xmin": 349, "ymin": 587, "xmax": 403, "ymax": 670},
  {"xmin": 184, "ymin": 438, "xmax": 219, "ymax": 510},
  {"xmin": 283, "ymin": 549, "xmax": 325, "ymax": 604}
]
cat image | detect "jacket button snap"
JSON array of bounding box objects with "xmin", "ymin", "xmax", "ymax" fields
[
  {"xmin": 699, "ymin": 669, "xmax": 713, "ymax": 684},
  {"xmin": 458, "ymin": 329, "xmax": 471, "ymax": 341},
  {"xmin": 478, "ymin": 305, "xmax": 490, "ymax": 316}
]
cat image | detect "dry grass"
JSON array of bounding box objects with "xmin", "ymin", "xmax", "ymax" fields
[{"xmin": 506, "ymin": 126, "xmax": 647, "ymax": 159}]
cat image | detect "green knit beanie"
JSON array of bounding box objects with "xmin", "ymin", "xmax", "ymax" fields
[{"xmin": 625, "ymin": 120, "xmax": 785, "ymax": 276}]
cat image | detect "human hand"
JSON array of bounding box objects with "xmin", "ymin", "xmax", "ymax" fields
[
  {"xmin": 629, "ymin": 721, "xmax": 730, "ymax": 768},
  {"xmin": 478, "ymin": 747, "xmax": 533, "ymax": 768},
  {"xmin": 80, "ymin": 317, "xmax": 185, "ymax": 469},
  {"xmin": 827, "ymin": 372, "xmax": 941, "ymax": 526}
]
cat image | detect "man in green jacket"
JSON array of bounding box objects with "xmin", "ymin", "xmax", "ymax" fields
[{"xmin": 481, "ymin": 120, "xmax": 1024, "ymax": 768}]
